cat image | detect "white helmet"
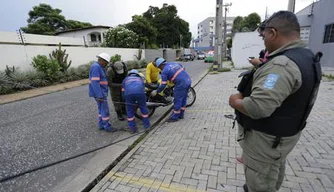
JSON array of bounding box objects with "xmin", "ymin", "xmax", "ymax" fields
[{"xmin": 97, "ymin": 53, "xmax": 111, "ymax": 63}]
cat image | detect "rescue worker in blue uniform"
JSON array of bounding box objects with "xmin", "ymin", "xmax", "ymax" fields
[
  {"xmin": 122, "ymin": 69, "xmax": 150, "ymax": 133},
  {"xmin": 151, "ymin": 58, "xmax": 192, "ymax": 122},
  {"xmin": 89, "ymin": 53, "xmax": 116, "ymax": 132}
]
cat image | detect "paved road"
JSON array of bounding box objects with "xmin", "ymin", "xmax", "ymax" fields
[{"xmin": 0, "ymin": 60, "xmax": 210, "ymax": 192}]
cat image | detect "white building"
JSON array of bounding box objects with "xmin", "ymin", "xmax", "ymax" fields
[
  {"xmin": 194, "ymin": 16, "xmax": 235, "ymax": 51},
  {"xmin": 55, "ymin": 26, "xmax": 111, "ymax": 47}
]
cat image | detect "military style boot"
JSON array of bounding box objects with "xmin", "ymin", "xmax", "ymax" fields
[{"xmin": 116, "ymin": 110, "xmax": 125, "ymax": 121}]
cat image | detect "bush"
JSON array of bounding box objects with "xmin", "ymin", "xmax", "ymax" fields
[
  {"xmin": 76, "ymin": 64, "xmax": 91, "ymax": 78},
  {"xmin": 110, "ymin": 54, "xmax": 122, "ymax": 64},
  {"xmin": 32, "ymin": 55, "xmax": 60, "ymax": 80},
  {"xmin": 0, "ymin": 72, "xmax": 14, "ymax": 95},
  {"xmin": 139, "ymin": 59, "xmax": 148, "ymax": 68}
]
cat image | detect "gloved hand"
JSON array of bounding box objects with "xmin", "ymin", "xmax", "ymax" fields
[{"xmin": 151, "ymin": 90, "xmax": 157, "ymax": 97}]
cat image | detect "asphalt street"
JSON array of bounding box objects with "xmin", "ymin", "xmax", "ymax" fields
[{"xmin": 0, "ymin": 59, "xmax": 211, "ymax": 192}]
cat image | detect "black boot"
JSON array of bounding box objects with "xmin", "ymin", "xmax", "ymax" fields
[
  {"xmin": 243, "ymin": 184, "xmax": 248, "ymax": 192},
  {"xmin": 116, "ymin": 110, "xmax": 125, "ymax": 121}
]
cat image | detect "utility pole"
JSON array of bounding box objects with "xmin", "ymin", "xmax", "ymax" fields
[
  {"xmin": 222, "ymin": 2, "xmax": 232, "ymax": 59},
  {"xmin": 287, "ymin": 0, "xmax": 296, "ymax": 13},
  {"xmin": 214, "ymin": 0, "xmax": 223, "ymax": 68},
  {"xmin": 265, "ymin": 7, "xmax": 268, "ymax": 19}
]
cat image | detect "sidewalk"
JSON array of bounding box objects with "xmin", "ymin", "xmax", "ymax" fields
[{"xmin": 92, "ymin": 70, "xmax": 334, "ymax": 192}]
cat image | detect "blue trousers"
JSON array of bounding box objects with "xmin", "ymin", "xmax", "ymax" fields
[
  {"xmin": 170, "ymin": 86, "xmax": 190, "ymax": 120},
  {"xmin": 124, "ymin": 93, "xmax": 150, "ymax": 129},
  {"xmin": 95, "ymin": 98, "xmax": 112, "ymax": 130}
]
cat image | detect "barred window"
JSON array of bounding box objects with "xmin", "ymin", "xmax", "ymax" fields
[{"xmin": 323, "ymin": 23, "xmax": 334, "ymax": 43}]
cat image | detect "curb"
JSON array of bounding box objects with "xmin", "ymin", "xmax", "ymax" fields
[
  {"xmin": 0, "ymin": 79, "xmax": 89, "ymax": 105},
  {"xmin": 89, "ymin": 69, "xmax": 210, "ymax": 192}
]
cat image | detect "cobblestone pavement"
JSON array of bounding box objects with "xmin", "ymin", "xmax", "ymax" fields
[{"xmin": 92, "ymin": 70, "xmax": 334, "ymax": 192}]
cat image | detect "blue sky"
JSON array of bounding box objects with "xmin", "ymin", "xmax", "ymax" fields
[{"xmin": 0, "ymin": 0, "xmax": 314, "ymax": 37}]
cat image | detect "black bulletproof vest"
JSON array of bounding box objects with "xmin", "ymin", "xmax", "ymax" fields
[{"xmin": 236, "ymin": 48, "xmax": 322, "ymax": 137}]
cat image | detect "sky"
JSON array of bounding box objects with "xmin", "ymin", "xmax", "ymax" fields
[{"xmin": 0, "ymin": 0, "xmax": 315, "ymax": 37}]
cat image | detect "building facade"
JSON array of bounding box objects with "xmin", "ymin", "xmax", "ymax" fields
[
  {"xmin": 296, "ymin": 0, "xmax": 334, "ymax": 68},
  {"xmin": 56, "ymin": 26, "xmax": 111, "ymax": 47},
  {"xmin": 194, "ymin": 16, "xmax": 235, "ymax": 51}
]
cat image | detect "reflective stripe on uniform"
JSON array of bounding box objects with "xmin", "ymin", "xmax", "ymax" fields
[
  {"xmin": 102, "ymin": 117, "xmax": 110, "ymax": 121},
  {"xmin": 142, "ymin": 114, "xmax": 149, "ymax": 118},
  {"xmin": 127, "ymin": 117, "xmax": 135, "ymax": 121},
  {"xmin": 161, "ymin": 81, "xmax": 167, "ymax": 84},
  {"xmin": 181, "ymin": 107, "xmax": 186, "ymax": 110},
  {"xmin": 173, "ymin": 110, "xmax": 181, "ymax": 114},
  {"xmin": 171, "ymin": 68, "xmax": 184, "ymax": 82},
  {"xmin": 91, "ymin": 77, "xmax": 100, "ymax": 80},
  {"xmin": 100, "ymin": 81, "xmax": 108, "ymax": 85}
]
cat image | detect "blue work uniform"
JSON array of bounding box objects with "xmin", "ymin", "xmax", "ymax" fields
[
  {"xmin": 89, "ymin": 62, "xmax": 112, "ymax": 131},
  {"xmin": 157, "ymin": 62, "xmax": 192, "ymax": 120},
  {"xmin": 122, "ymin": 74, "xmax": 150, "ymax": 132}
]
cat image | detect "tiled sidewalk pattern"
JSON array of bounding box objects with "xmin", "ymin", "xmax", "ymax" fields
[{"xmin": 96, "ymin": 71, "xmax": 334, "ymax": 192}]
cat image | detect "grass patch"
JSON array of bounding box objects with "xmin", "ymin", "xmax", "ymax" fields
[{"xmin": 323, "ymin": 73, "xmax": 334, "ymax": 80}]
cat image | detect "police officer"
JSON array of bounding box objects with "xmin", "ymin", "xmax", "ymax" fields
[
  {"xmin": 151, "ymin": 58, "xmax": 192, "ymax": 122},
  {"xmin": 229, "ymin": 11, "xmax": 322, "ymax": 192},
  {"xmin": 107, "ymin": 61, "xmax": 128, "ymax": 121},
  {"xmin": 122, "ymin": 69, "xmax": 150, "ymax": 133},
  {"xmin": 89, "ymin": 53, "xmax": 117, "ymax": 132}
]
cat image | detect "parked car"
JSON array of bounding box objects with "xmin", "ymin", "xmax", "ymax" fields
[
  {"xmin": 197, "ymin": 53, "xmax": 205, "ymax": 60},
  {"xmin": 180, "ymin": 54, "xmax": 194, "ymax": 61},
  {"xmin": 204, "ymin": 53, "xmax": 214, "ymax": 63}
]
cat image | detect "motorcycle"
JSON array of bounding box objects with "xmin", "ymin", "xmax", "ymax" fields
[{"xmin": 134, "ymin": 83, "xmax": 196, "ymax": 119}]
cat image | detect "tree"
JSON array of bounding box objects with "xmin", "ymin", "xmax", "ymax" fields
[
  {"xmin": 125, "ymin": 15, "xmax": 158, "ymax": 48},
  {"xmin": 231, "ymin": 16, "xmax": 244, "ymax": 35},
  {"xmin": 227, "ymin": 38, "xmax": 233, "ymax": 49},
  {"xmin": 104, "ymin": 26, "xmax": 139, "ymax": 48},
  {"xmin": 142, "ymin": 4, "xmax": 192, "ymax": 48},
  {"xmin": 21, "ymin": 3, "xmax": 93, "ymax": 35},
  {"xmin": 21, "ymin": 4, "xmax": 67, "ymax": 35},
  {"xmin": 65, "ymin": 20, "xmax": 92, "ymax": 30},
  {"xmin": 243, "ymin": 13, "xmax": 261, "ymax": 31}
]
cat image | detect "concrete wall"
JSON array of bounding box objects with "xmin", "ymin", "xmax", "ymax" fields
[
  {"xmin": 231, "ymin": 32, "xmax": 264, "ymax": 69},
  {"xmin": 0, "ymin": 31, "xmax": 84, "ymax": 46},
  {"xmin": 163, "ymin": 49, "xmax": 177, "ymax": 62},
  {"xmin": 0, "ymin": 44, "xmax": 143, "ymax": 71},
  {"xmin": 144, "ymin": 49, "xmax": 163, "ymax": 62}
]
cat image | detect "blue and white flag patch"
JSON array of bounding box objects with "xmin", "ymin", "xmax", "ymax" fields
[{"xmin": 263, "ymin": 74, "xmax": 279, "ymax": 89}]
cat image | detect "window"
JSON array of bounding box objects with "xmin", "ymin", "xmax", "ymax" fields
[
  {"xmin": 323, "ymin": 23, "xmax": 334, "ymax": 43},
  {"xmin": 91, "ymin": 34, "xmax": 96, "ymax": 42}
]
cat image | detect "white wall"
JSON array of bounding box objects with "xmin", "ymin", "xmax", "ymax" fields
[
  {"xmin": 0, "ymin": 44, "xmax": 144, "ymax": 71},
  {"xmin": 231, "ymin": 32, "xmax": 265, "ymax": 69},
  {"xmin": 0, "ymin": 31, "xmax": 84, "ymax": 46}
]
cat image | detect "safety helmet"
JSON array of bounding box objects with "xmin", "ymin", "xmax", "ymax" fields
[
  {"xmin": 129, "ymin": 69, "xmax": 139, "ymax": 75},
  {"xmin": 155, "ymin": 57, "xmax": 166, "ymax": 68},
  {"xmin": 97, "ymin": 53, "xmax": 111, "ymax": 63}
]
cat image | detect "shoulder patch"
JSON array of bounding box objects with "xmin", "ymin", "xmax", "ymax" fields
[
  {"xmin": 271, "ymin": 55, "xmax": 289, "ymax": 67},
  {"xmin": 263, "ymin": 74, "xmax": 280, "ymax": 89}
]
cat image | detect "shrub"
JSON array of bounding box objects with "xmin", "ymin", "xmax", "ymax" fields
[
  {"xmin": 0, "ymin": 72, "xmax": 14, "ymax": 95},
  {"xmin": 32, "ymin": 55, "xmax": 60, "ymax": 80},
  {"xmin": 139, "ymin": 59, "xmax": 148, "ymax": 68},
  {"xmin": 110, "ymin": 54, "xmax": 122, "ymax": 64},
  {"xmin": 49, "ymin": 43, "xmax": 72, "ymax": 72},
  {"xmin": 25, "ymin": 70, "xmax": 49, "ymax": 87},
  {"xmin": 76, "ymin": 64, "xmax": 91, "ymax": 78}
]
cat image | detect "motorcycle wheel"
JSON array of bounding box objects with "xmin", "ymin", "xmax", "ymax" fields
[
  {"xmin": 186, "ymin": 87, "xmax": 196, "ymax": 107},
  {"xmin": 134, "ymin": 104, "xmax": 156, "ymax": 119}
]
